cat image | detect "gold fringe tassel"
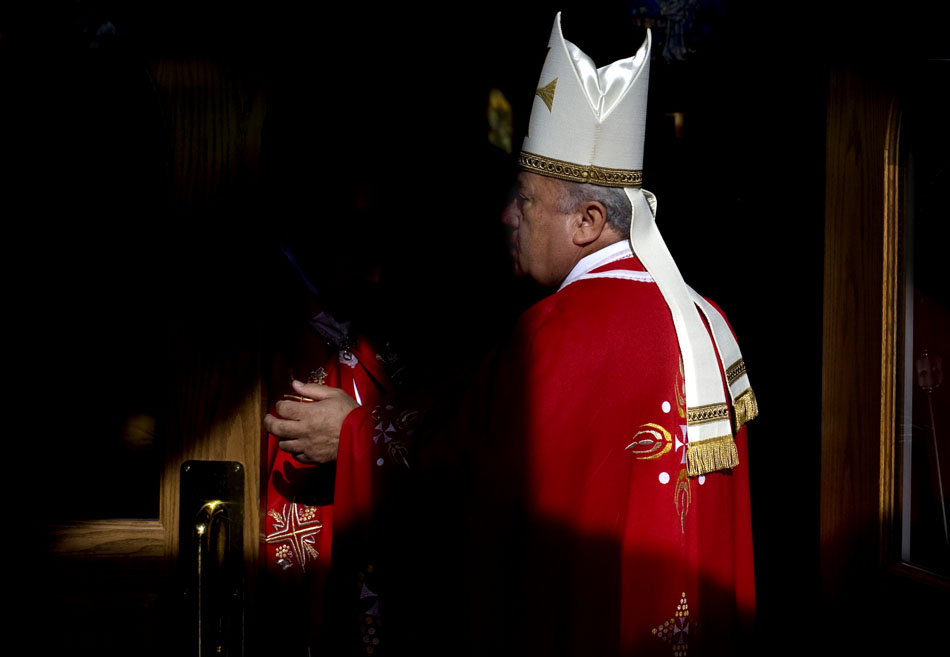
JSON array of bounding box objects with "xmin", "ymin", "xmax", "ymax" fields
[
  {"xmin": 686, "ymin": 435, "xmax": 740, "ymax": 476},
  {"xmin": 733, "ymin": 388, "xmax": 759, "ymax": 430}
]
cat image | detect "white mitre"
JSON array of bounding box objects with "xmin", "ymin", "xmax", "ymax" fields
[
  {"xmin": 520, "ymin": 14, "xmax": 649, "ymax": 185},
  {"xmin": 520, "ymin": 13, "xmax": 758, "ymax": 476}
]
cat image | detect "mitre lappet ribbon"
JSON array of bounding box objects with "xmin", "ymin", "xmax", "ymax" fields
[
  {"xmin": 626, "ymin": 188, "xmax": 748, "ymax": 476},
  {"xmin": 688, "ymin": 288, "xmax": 759, "ymax": 431}
]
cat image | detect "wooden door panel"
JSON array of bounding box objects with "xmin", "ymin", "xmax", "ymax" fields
[{"xmin": 30, "ymin": 54, "xmax": 267, "ymax": 657}]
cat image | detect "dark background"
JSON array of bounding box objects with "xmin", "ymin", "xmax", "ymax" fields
[{"xmin": 4, "ymin": 0, "xmax": 948, "ymax": 653}]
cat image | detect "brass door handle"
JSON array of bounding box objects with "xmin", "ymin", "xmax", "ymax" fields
[
  {"xmin": 195, "ymin": 500, "xmax": 229, "ymax": 656},
  {"xmin": 180, "ymin": 461, "xmax": 244, "ymax": 657}
]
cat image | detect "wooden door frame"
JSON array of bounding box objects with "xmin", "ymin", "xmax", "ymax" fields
[{"xmin": 820, "ymin": 62, "xmax": 948, "ymax": 647}]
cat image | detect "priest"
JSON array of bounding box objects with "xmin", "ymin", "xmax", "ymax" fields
[{"xmin": 265, "ymin": 12, "xmax": 758, "ymax": 656}]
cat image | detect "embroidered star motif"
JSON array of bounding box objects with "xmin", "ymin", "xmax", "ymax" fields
[
  {"xmin": 265, "ymin": 503, "xmax": 323, "ymax": 573},
  {"xmin": 651, "ymin": 593, "xmax": 694, "ymax": 656},
  {"xmin": 307, "ymin": 367, "xmax": 327, "ymax": 385},
  {"xmin": 374, "ymin": 417, "xmax": 397, "ymax": 444}
]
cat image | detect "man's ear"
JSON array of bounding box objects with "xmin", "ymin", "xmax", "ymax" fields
[{"xmin": 572, "ymin": 200, "xmax": 609, "ymax": 246}]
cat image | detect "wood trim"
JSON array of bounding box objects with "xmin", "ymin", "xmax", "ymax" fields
[
  {"xmin": 47, "ymin": 519, "xmax": 166, "ymax": 559},
  {"xmin": 819, "ymin": 65, "xmax": 891, "ymax": 603},
  {"xmin": 879, "ymin": 100, "xmax": 902, "ymax": 566},
  {"xmin": 887, "ymin": 563, "xmax": 950, "ymax": 592}
]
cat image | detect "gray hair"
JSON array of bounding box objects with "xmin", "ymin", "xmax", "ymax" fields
[{"xmin": 555, "ymin": 180, "xmax": 633, "ymax": 234}]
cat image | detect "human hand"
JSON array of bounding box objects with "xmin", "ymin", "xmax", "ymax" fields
[{"xmin": 263, "ymin": 381, "xmax": 360, "ymax": 464}]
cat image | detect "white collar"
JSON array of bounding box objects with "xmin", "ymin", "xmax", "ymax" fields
[{"xmin": 558, "ymin": 240, "xmax": 634, "ymax": 291}]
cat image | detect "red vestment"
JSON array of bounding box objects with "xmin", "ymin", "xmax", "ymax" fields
[
  {"xmin": 333, "ymin": 251, "xmax": 756, "ymax": 655},
  {"xmin": 486, "ymin": 252, "xmax": 755, "ymax": 654},
  {"xmin": 262, "ymin": 337, "xmax": 392, "ymax": 654}
]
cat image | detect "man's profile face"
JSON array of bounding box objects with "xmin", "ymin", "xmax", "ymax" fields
[{"xmin": 501, "ymin": 172, "xmax": 579, "ymax": 288}]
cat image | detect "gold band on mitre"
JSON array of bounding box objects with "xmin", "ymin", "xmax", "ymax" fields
[
  {"xmin": 519, "ymin": 151, "xmax": 643, "ymax": 187},
  {"xmin": 686, "ymin": 434, "xmax": 740, "ymax": 477}
]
